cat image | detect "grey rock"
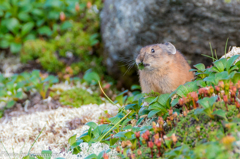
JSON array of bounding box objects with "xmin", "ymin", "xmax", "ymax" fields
[{"xmin": 101, "ymin": 0, "xmax": 240, "ymax": 86}]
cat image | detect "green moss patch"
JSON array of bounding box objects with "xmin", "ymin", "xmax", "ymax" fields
[
  {"xmin": 59, "ymin": 88, "xmax": 102, "ymax": 107},
  {"xmin": 169, "ymin": 104, "xmax": 239, "ymax": 146}
]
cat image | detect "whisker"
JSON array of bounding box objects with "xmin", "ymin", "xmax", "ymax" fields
[{"xmin": 123, "ymin": 64, "xmax": 134, "ymax": 77}]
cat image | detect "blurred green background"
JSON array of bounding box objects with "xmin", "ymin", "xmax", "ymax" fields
[{"xmin": 0, "ymin": 0, "xmax": 105, "ymax": 80}]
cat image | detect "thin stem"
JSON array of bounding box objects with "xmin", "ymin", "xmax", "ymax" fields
[
  {"xmin": 0, "ymin": 140, "xmax": 11, "ymax": 159},
  {"xmin": 98, "ymin": 81, "xmax": 126, "ymax": 113},
  {"xmin": 225, "ymin": 102, "xmax": 229, "ymax": 112},
  {"xmin": 28, "ymin": 124, "xmax": 46, "ymax": 155},
  {"xmin": 151, "ymin": 148, "xmax": 154, "ymax": 159},
  {"xmin": 158, "ymin": 147, "xmax": 161, "ymax": 157},
  {"xmin": 225, "ymin": 38, "xmax": 229, "ymax": 55},
  {"xmin": 19, "ymin": 141, "xmax": 26, "ymax": 158},
  {"xmin": 209, "ymin": 42, "xmax": 215, "ymax": 62},
  {"xmin": 98, "ymin": 111, "xmax": 131, "ymax": 142}
]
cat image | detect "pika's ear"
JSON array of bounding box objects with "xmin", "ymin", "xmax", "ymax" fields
[{"xmin": 164, "ymin": 42, "xmax": 176, "ymax": 54}]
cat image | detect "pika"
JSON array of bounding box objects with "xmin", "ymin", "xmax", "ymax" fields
[{"xmin": 136, "ymin": 42, "xmax": 194, "ymax": 94}]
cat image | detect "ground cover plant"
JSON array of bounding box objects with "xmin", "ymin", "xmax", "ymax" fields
[
  {"xmin": 63, "ymin": 53, "xmax": 240, "ymax": 159},
  {"xmin": 0, "ymin": 69, "xmax": 111, "ymax": 118},
  {"xmin": 1, "ymin": 0, "xmax": 105, "ymax": 80},
  {"xmin": 0, "ymin": 0, "xmax": 79, "ymax": 53}
]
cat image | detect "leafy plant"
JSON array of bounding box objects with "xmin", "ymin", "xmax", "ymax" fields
[
  {"xmin": 29, "ymin": 70, "xmax": 59, "ymax": 99},
  {"xmin": 20, "ymin": 21, "xmax": 104, "ymax": 76},
  {"xmin": 0, "ymin": 0, "xmax": 79, "ymax": 53}
]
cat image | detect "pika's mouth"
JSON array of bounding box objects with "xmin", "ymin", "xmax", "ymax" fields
[{"xmin": 137, "ymin": 62, "xmax": 150, "ymax": 70}]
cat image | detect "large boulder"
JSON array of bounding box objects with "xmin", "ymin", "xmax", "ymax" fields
[{"xmin": 100, "ymin": 0, "xmax": 240, "ymax": 87}]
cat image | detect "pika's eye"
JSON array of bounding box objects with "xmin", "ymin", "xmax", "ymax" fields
[{"xmin": 151, "ymin": 48, "xmax": 155, "ymax": 53}]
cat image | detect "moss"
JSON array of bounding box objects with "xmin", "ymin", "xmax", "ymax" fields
[
  {"xmin": 20, "ymin": 40, "xmax": 48, "ymax": 63},
  {"xmin": 169, "ymin": 103, "xmax": 239, "ymax": 146},
  {"xmin": 59, "ymin": 88, "xmax": 102, "ymax": 107},
  {"xmin": 21, "ymin": 39, "xmax": 64, "ymax": 73}
]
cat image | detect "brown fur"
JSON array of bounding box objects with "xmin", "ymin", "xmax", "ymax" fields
[{"xmin": 136, "ymin": 43, "xmax": 194, "ymax": 94}]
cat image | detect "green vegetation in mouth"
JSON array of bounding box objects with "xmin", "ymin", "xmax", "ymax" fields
[{"xmin": 138, "ymin": 63, "xmax": 145, "ymax": 70}]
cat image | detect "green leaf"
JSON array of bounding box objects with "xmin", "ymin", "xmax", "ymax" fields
[
  {"xmin": 83, "ymin": 71, "xmax": 100, "ymax": 83},
  {"xmin": 176, "ymin": 81, "xmax": 198, "ymax": 97},
  {"xmin": 229, "ymin": 65, "xmax": 239, "ymax": 72},
  {"xmin": 131, "ymin": 85, "xmax": 141, "ymax": 90},
  {"xmin": 125, "ymin": 131, "xmax": 133, "ymax": 139},
  {"xmin": 90, "ymin": 39, "xmax": 99, "ymax": 46},
  {"xmin": 7, "ymin": 18, "xmax": 20, "ymax": 34},
  {"xmin": 226, "ymin": 55, "xmax": 240, "ymax": 71},
  {"xmin": 215, "ymin": 71, "xmax": 230, "ymax": 82},
  {"xmin": 92, "ymin": 127, "xmax": 100, "ymax": 138},
  {"xmin": 10, "ymin": 43, "xmax": 22, "ymax": 53},
  {"xmin": 15, "ymin": 91, "xmax": 23, "ymax": 99},
  {"xmin": 41, "ymin": 150, "xmax": 52, "ymax": 159},
  {"xmin": 213, "ymin": 58, "xmax": 227, "ymax": 72},
  {"xmin": 38, "ymin": 26, "xmax": 52, "ymax": 36},
  {"xmin": 233, "ymin": 73, "xmax": 240, "ymax": 84},
  {"xmin": 158, "ymin": 94, "xmax": 170, "ymax": 106},
  {"xmin": 122, "ymin": 125, "xmax": 132, "ymax": 130},
  {"xmin": 81, "ymin": 134, "xmax": 91, "ymax": 142},
  {"xmin": 171, "ymin": 98, "xmax": 179, "ymax": 107},
  {"xmin": 144, "ymin": 96, "xmax": 158, "ymax": 105},
  {"xmin": 203, "ymin": 73, "xmax": 217, "ymax": 85},
  {"xmin": 149, "ymin": 102, "xmax": 163, "ymax": 110},
  {"xmin": 125, "ymin": 104, "xmax": 137, "ymax": 110},
  {"xmin": 85, "ymin": 154, "xmax": 98, "ymax": 159},
  {"xmin": 0, "ymin": 40, "xmax": 9, "ymax": 48},
  {"xmin": 193, "ymin": 63, "xmax": 205, "ymax": 71},
  {"xmin": 60, "ymin": 21, "xmax": 72, "ymax": 30},
  {"xmin": 18, "ymin": 12, "xmax": 31, "ymax": 21},
  {"xmin": 114, "ymin": 132, "xmax": 126, "ymax": 138},
  {"xmin": 32, "ymin": 9, "xmax": 44, "ymax": 17},
  {"xmin": 24, "ymin": 33, "xmax": 36, "ymax": 41},
  {"xmin": 148, "ymin": 110, "xmax": 160, "ymax": 118},
  {"xmin": 36, "ymin": 19, "xmax": 45, "ymax": 27},
  {"xmin": 194, "ymin": 108, "xmax": 204, "ymax": 115},
  {"xmin": 68, "ymin": 134, "xmax": 76, "ymax": 146},
  {"xmin": 197, "ymin": 80, "xmax": 206, "ymax": 87},
  {"xmin": 212, "ymin": 110, "xmax": 227, "ymax": 120},
  {"xmin": 109, "ymin": 116, "xmax": 120, "ymax": 125},
  {"xmin": 48, "ymin": 11, "xmax": 60, "ymax": 20},
  {"xmin": 70, "ymin": 139, "xmax": 82, "ymax": 149},
  {"xmin": 197, "ymin": 96, "xmax": 217, "ymax": 109},
  {"xmin": 210, "ymin": 66, "xmax": 220, "ymax": 73},
  {"xmin": 86, "ymin": 122, "xmax": 98, "ymax": 129},
  {"xmin": 21, "ymin": 22, "xmax": 34, "ymax": 36},
  {"xmin": 6, "ymin": 100, "xmax": 16, "ymax": 108}
]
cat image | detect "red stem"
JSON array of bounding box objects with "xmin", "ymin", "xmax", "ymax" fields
[
  {"xmin": 192, "ymin": 100, "xmax": 196, "ymax": 109},
  {"xmin": 158, "ymin": 147, "xmax": 161, "ymax": 157},
  {"xmin": 137, "ymin": 138, "xmax": 141, "ymax": 148},
  {"xmin": 225, "ymin": 102, "xmax": 229, "ymax": 111},
  {"xmin": 151, "ymin": 148, "xmax": 153, "ymax": 159}
]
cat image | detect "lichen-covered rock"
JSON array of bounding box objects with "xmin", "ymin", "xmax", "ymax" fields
[
  {"xmin": 221, "ymin": 46, "xmax": 240, "ymax": 63},
  {"xmin": 101, "ymin": 0, "xmax": 240, "ymax": 84}
]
